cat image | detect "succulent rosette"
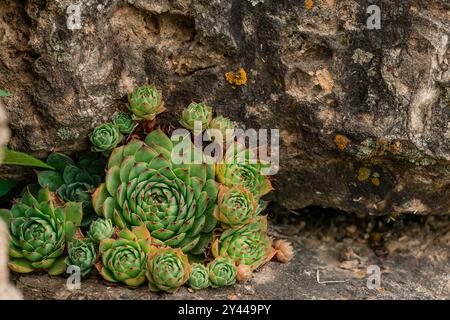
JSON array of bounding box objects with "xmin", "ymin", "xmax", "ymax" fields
[
  {"xmin": 114, "ymin": 111, "xmax": 138, "ymax": 134},
  {"xmin": 87, "ymin": 218, "xmax": 114, "ymax": 244},
  {"xmin": 38, "ymin": 152, "xmax": 106, "ymax": 226},
  {"xmin": 212, "ymin": 217, "xmax": 274, "ymax": 270},
  {"xmin": 146, "ymin": 247, "xmax": 192, "ymax": 293},
  {"xmin": 65, "ymin": 239, "xmax": 97, "ymax": 276},
  {"xmin": 216, "ymin": 143, "xmax": 273, "ymax": 199},
  {"xmin": 179, "ymin": 102, "xmax": 213, "ymax": 131},
  {"xmin": 128, "ymin": 85, "xmax": 165, "ymax": 121},
  {"xmin": 214, "ymin": 185, "xmax": 257, "ymax": 228},
  {"xmin": 92, "ymin": 129, "xmax": 219, "ymax": 254},
  {"xmin": 89, "ymin": 123, "xmax": 123, "ymax": 154},
  {"xmin": 188, "ymin": 263, "xmax": 210, "ymax": 290},
  {"xmin": 0, "ymin": 188, "xmax": 83, "ymax": 275},
  {"xmin": 206, "ymin": 116, "xmax": 236, "ymax": 141},
  {"xmin": 98, "ymin": 226, "xmax": 152, "ymax": 286},
  {"xmin": 207, "ymin": 256, "xmax": 237, "ymax": 288}
]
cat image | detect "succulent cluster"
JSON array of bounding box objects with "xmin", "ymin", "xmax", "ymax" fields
[
  {"xmin": 1, "ymin": 85, "xmax": 293, "ymax": 294},
  {"xmin": 38, "ymin": 152, "xmax": 106, "ymax": 226}
]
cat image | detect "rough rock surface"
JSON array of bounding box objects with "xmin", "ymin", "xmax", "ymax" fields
[
  {"xmin": 0, "ymin": 84, "xmax": 22, "ymax": 300},
  {"xmin": 1, "ymin": 0, "xmax": 450, "ymax": 215},
  {"xmin": 13, "ymin": 210, "xmax": 450, "ymax": 300},
  {"xmin": 0, "ymin": 221, "xmax": 22, "ymax": 300}
]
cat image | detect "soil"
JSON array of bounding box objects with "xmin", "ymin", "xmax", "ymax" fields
[{"xmin": 13, "ymin": 206, "xmax": 450, "ymax": 300}]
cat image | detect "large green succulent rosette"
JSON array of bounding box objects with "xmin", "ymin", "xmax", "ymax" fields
[
  {"xmin": 92, "ymin": 129, "xmax": 219, "ymax": 254},
  {"xmin": 188, "ymin": 263, "xmax": 210, "ymax": 290},
  {"xmin": 146, "ymin": 246, "xmax": 192, "ymax": 293},
  {"xmin": 128, "ymin": 85, "xmax": 166, "ymax": 121},
  {"xmin": 212, "ymin": 216, "xmax": 274, "ymax": 270},
  {"xmin": 207, "ymin": 256, "xmax": 237, "ymax": 288},
  {"xmin": 216, "ymin": 143, "xmax": 273, "ymax": 199},
  {"xmin": 0, "ymin": 188, "xmax": 83, "ymax": 275},
  {"xmin": 65, "ymin": 239, "xmax": 96, "ymax": 276},
  {"xmin": 179, "ymin": 102, "xmax": 213, "ymax": 131},
  {"xmin": 98, "ymin": 226, "xmax": 152, "ymax": 286}
]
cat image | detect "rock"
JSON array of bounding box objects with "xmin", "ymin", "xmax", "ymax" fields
[
  {"xmin": 0, "ymin": 99, "xmax": 10, "ymax": 162},
  {"xmin": 0, "ymin": 83, "xmax": 22, "ymax": 300},
  {"xmin": 0, "ymin": 221, "xmax": 22, "ymax": 300},
  {"xmin": 0, "ymin": 0, "xmax": 450, "ymax": 215}
]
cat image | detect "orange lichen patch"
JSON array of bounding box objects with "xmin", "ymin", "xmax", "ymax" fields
[
  {"xmin": 334, "ymin": 134, "xmax": 349, "ymax": 151},
  {"xmin": 371, "ymin": 177, "xmax": 380, "ymax": 186},
  {"xmin": 357, "ymin": 167, "xmax": 371, "ymax": 181},
  {"xmin": 304, "ymin": 0, "xmax": 314, "ymax": 9},
  {"xmin": 225, "ymin": 68, "xmax": 247, "ymax": 88}
]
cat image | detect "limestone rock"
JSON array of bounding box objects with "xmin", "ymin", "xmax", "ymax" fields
[{"xmin": 0, "ymin": 0, "xmax": 450, "ymax": 215}]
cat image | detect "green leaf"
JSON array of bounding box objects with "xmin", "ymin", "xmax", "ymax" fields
[
  {"xmin": 64, "ymin": 222, "xmax": 76, "ymax": 241},
  {"xmin": 2, "ymin": 148, "xmax": 55, "ymax": 169},
  {"xmin": 37, "ymin": 171, "xmax": 64, "ymax": 192},
  {"xmin": 47, "ymin": 257, "xmax": 67, "ymax": 276},
  {"xmin": 8, "ymin": 259, "xmax": 35, "ymax": 273},
  {"xmin": 0, "ymin": 179, "xmax": 17, "ymax": 197},
  {"xmin": 64, "ymin": 202, "xmax": 83, "ymax": 227},
  {"xmin": 46, "ymin": 152, "xmax": 75, "ymax": 172},
  {"xmin": 0, "ymin": 89, "xmax": 10, "ymax": 97},
  {"xmin": 0, "ymin": 208, "xmax": 11, "ymax": 223}
]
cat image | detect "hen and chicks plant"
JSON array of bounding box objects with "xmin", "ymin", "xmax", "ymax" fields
[{"xmin": 2, "ymin": 84, "xmax": 293, "ymax": 293}]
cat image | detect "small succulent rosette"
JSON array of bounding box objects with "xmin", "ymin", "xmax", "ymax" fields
[
  {"xmin": 113, "ymin": 111, "xmax": 138, "ymax": 134},
  {"xmin": 212, "ymin": 216, "xmax": 275, "ymax": 271},
  {"xmin": 205, "ymin": 116, "xmax": 236, "ymax": 143},
  {"xmin": 146, "ymin": 247, "xmax": 192, "ymax": 293},
  {"xmin": 98, "ymin": 226, "xmax": 153, "ymax": 287},
  {"xmin": 188, "ymin": 263, "xmax": 210, "ymax": 290},
  {"xmin": 214, "ymin": 185, "xmax": 257, "ymax": 228},
  {"xmin": 179, "ymin": 102, "xmax": 213, "ymax": 132},
  {"xmin": 207, "ymin": 256, "xmax": 237, "ymax": 288},
  {"xmin": 128, "ymin": 85, "xmax": 166, "ymax": 121},
  {"xmin": 65, "ymin": 239, "xmax": 97, "ymax": 277},
  {"xmin": 87, "ymin": 218, "xmax": 115, "ymax": 244},
  {"xmin": 216, "ymin": 142, "xmax": 273, "ymax": 199},
  {"xmin": 89, "ymin": 123, "xmax": 123, "ymax": 155}
]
